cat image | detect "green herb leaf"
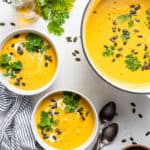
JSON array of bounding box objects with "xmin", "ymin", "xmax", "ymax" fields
[
  {"xmin": 41, "ymin": 6, "xmax": 49, "ymax": 19},
  {"xmin": 64, "ymin": 91, "xmax": 72, "ymax": 97},
  {"xmin": 146, "ymin": 9, "xmax": 150, "ymax": 24},
  {"xmin": 34, "ymin": 0, "xmax": 76, "ymax": 35},
  {"xmin": 40, "ymin": 45, "xmax": 50, "ymax": 53},
  {"xmin": 47, "ymin": 22, "xmax": 64, "ymax": 36},
  {"xmin": 64, "ymin": 105, "xmax": 75, "ymax": 113},
  {"xmin": 146, "ymin": 16, "xmax": 150, "ymax": 24},
  {"xmin": 102, "ymin": 46, "xmax": 115, "ymax": 57},
  {"xmin": 22, "ymin": 33, "xmax": 51, "ymax": 53},
  {"xmin": 73, "ymin": 94, "xmax": 81, "ymax": 101},
  {"xmin": 38, "ymin": 111, "xmax": 58, "ymax": 130},
  {"xmin": 4, "ymin": 68, "xmax": 16, "ymax": 78},
  {"xmin": 121, "ymin": 34, "xmax": 130, "ymax": 42},
  {"xmin": 128, "ymin": 19, "xmax": 134, "ymax": 28},
  {"xmin": 63, "ymin": 92, "xmax": 80, "ymax": 113},
  {"xmin": 125, "ymin": 54, "xmax": 142, "ymax": 71},
  {"xmin": 11, "ymin": 61, "xmax": 22, "ymax": 71},
  {"xmin": 0, "ymin": 54, "xmax": 23, "ymax": 78},
  {"xmin": 0, "ymin": 54, "xmax": 11, "ymax": 67},
  {"xmin": 144, "ymin": 51, "xmax": 150, "ymax": 58},
  {"xmin": 39, "ymin": 0, "xmax": 47, "ymax": 6},
  {"xmin": 22, "ymin": 33, "xmax": 44, "ymax": 52},
  {"xmin": 63, "ymin": 95, "xmax": 72, "ymax": 105},
  {"xmin": 117, "ymin": 14, "xmax": 131, "ymax": 23},
  {"xmin": 146, "ymin": 9, "xmax": 150, "ymax": 16}
]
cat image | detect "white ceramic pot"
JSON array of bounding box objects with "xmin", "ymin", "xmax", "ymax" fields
[{"xmin": 81, "ymin": 0, "xmax": 150, "ymax": 94}]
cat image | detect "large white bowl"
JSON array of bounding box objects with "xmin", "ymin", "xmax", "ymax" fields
[
  {"xmin": 0, "ymin": 28, "xmax": 60, "ymax": 95},
  {"xmin": 31, "ymin": 89, "xmax": 99, "ymax": 150},
  {"xmin": 81, "ymin": 0, "xmax": 150, "ymax": 94}
]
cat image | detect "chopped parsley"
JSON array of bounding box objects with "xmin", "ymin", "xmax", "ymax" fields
[
  {"xmin": 0, "ymin": 54, "xmax": 23, "ymax": 78},
  {"xmin": 146, "ymin": 9, "xmax": 150, "ymax": 15},
  {"xmin": 34, "ymin": 0, "xmax": 76, "ymax": 35},
  {"xmin": 128, "ymin": 19, "xmax": 134, "ymax": 28},
  {"xmin": 0, "ymin": 54, "xmax": 11, "ymax": 67},
  {"xmin": 144, "ymin": 51, "xmax": 150, "ymax": 59},
  {"xmin": 121, "ymin": 30, "xmax": 131, "ymax": 43},
  {"xmin": 146, "ymin": 9, "xmax": 150, "ymax": 24},
  {"xmin": 117, "ymin": 14, "xmax": 135, "ymax": 28},
  {"xmin": 38, "ymin": 111, "xmax": 58, "ymax": 131},
  {"xmin": 117, "ymin": 14, "xmax": 131, "ymax": 23},
  {"xmin": 121, "ymin": 34, "xmax": 130, "ymax": 42},
  {"xmin": 63, "ymin": 92, "xmax": 81, "ymax": 113},
  {"xmin": 22, "ymin": 33, "xmax": 50, "ymax": 53},
  {"xmin": 103, "ymin": 46, "xmax": 115, "ymax": 57},
  {"xmin": 125, "ymin": 54, "xmax": 142, "ymax": 71}
]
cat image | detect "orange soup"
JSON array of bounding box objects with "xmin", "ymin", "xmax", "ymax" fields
[
  {"xmin": 85, "ymin": 0, "xmax": 150, "ymax": 89},
  {"xmin": 35, "ymin": 92, "xmax": 95, "ymax": 150},
  {"xmin": 0, "ymin": 33, "xmax": 57, "ymax": 90}
]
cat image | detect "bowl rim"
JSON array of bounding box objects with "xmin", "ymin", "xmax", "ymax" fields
[
  {"xmin": 0, "ymin": 28, "xmax": 60, "ymax": 95},
  {"xmin": 80, "ymin": 0, "xmax": 150, "ymax": 94},
  {"xmin": 31, "ymin": 89, "xmax": 99, "ymax": 150},
  {"xmin": 122, "ymin": 144, "xmax": 150, "ymax": 150}
]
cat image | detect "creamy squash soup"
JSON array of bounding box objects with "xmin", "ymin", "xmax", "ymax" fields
[
  {"xmin": 35, "ymin": 92, "xmax": 95, "ymax": 150},
  {"xmin": 84, "ymin": 0, "xmax": 150, "ymax": 89},
  {"xmin": 0, "ymin": 33, "xmax": 57, "ymax": 90}
]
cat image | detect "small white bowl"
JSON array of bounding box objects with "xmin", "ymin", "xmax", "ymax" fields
[
  {"xmin": 31, "ymin": 89, "xmax": 99, "ymax": 150},
  {"xmin": 0, "ymin": 28, "xmax": 60, "ymax": 95}
]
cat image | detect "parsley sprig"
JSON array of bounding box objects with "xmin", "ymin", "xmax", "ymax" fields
[
  {"xmin": 34, "ymin": 0, "xmax": 76, "ymax": 35},
  {"xmin": 117, "ymin": 14, "xmax": 135, "ymax": 28},
  {"xmin": 128, "ymin": 19, "xmax": 134, "ymax": 28},
  {"xmin": 38, "ymin": 111, "xmax": 58, "ymax": 131},
  {"xmin": 0, "ymin": 54, "xmax": 22, "ymax": 78},
  {"xmin": 117, "ymin": 14, "xmax": 131, "ymax": 24},
  {"xmin": 125, "ymin": 54, "xmax": 142, "ymax": 71},
  {"xmin": 121, "ymin": 34, "xmax": 130, "ymax": 42},
  {"xmin": 22, "ymin": 33, "xmax": 50, "ymax": 53},
  {"xmin": 103, "ymin": 46, "xmax": 115, "ymax": 57},
  {"xmin": 63, "ymin": 92, "xmax": 81, "ymax": 113}
]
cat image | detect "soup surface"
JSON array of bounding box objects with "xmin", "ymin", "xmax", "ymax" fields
[
  {"xmin": 35, "ymin": 92, "xmax": 95, "ymax": 150},
  {"xmin": 85, "ymin": 0, "xmax": 150, "ymax": 89},
  {"xmin": 0, "ymin": 33, "xmax": 57, "ymax": 90}
]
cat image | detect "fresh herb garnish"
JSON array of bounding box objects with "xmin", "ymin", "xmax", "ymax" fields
[
  {"xmin": 5, "ymin": 61, "xmax": 22, "ymax": 77},
  {"xmin": 117, "ymin": 5, "xmax": 141, "ymax": 25},
  {"xmin": 121, "ymin": 34, "xmax": 130, "ymax": 42},
  {"xmin": 40, "ymin": 45, "xmax": 51, "ymax": 53},
  {"xmin": 0, "ymin": 54, "xmax": 23, "ymax": 78},
  {"xmin": 146, "ymin": 9, "xmax": 150, "ymax": 15},
  {"xmin": 34, "ymin": 0, "xmax": 76, "ymax": 35},
  {"xmin": 22, "ymin": 33, "xmax": 50, "ymax": 53},
  {"xmin": 125, "ymin": 54, "xmax": 142, "ymax": 71},
  {"xmin": 144, "ymin": 51, "xmax": 150, "ymax": 59},
  {"xmin": 38, "ymin": 111, "xmax": 58, "ymax": 131},
  {"xmin": 128, "ymin": 19, "xmax": 134, "ymax": 28},
  {"xmin": 121, "ymin": 30, "xmax": 130, "ymax": 43},
  {"xmin": 63, "ymin": 92, "xmax": 81, "ymax": 113},
  {"xmin": 146, "ymin": 9, "xmax": 150, "ymax": 24},
  {"xmin": 103, "ymin": 46, "xmax": 115, "ymax": 57},
  {"xmin": 0, "ymin": 54, "xmax": 11, "ymax": 67},
  {"xmin": 117, "ymin": 14, "xmax": 131, "ymax": 23}
]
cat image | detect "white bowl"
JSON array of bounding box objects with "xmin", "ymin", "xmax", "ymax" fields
[
  {"xmin": 0, "ymin": 28, "xmax": 60, "ymax": 95},
  {"xmin": 31, "ymin": 89, "xmax": 99, "ymax": 150}
]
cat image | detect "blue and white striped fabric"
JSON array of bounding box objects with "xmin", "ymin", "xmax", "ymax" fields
[{"xmin": 0, "ymin": 83, "xmax": 43, "ymax": 150}]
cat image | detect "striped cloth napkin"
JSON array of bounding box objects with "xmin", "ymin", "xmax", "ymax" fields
[{"xmin": 0, "ymin": 83, "xmax": 43, "ymax": 150}]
